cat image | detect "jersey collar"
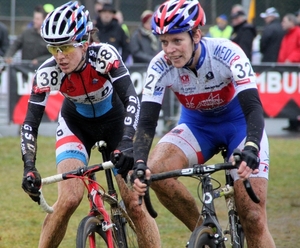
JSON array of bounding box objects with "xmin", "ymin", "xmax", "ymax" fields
[{"xmin": 196, "ymin": 40, "xmax": 206, "ymax": 70}]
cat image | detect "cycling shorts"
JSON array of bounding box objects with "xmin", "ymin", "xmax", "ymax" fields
[
  {"xmin": 55, "ymin": 112, "xmax": 123, "ymax": 166},
  {"xmin": 158, "ymin": 123, "xmax": 269, "ymax": 181}
]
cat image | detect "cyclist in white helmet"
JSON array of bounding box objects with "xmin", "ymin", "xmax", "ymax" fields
[
  {"xmin": 20, "ymin": 2, "xmax": 139, "ymax": 247},
  {"xmin": 130, "ymin": 0, "xmax": 276, "ymax": 247}
]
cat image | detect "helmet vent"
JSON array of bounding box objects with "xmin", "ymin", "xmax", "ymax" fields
[
  {"xmin": 188, "ymin": 5, "xmax": 197, "ymax": 16},
  {"xmin": 41, "ymin": 1, "xmax": 93, "ymax": 45}
]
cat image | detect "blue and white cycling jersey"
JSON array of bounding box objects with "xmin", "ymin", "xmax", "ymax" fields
[
  {"xmin": 134, "ymin": 37, "xmax": 269, "ymax": 179},
  {"xmin": 142, "ymin": 37, "xmax": 257, "ymax": 115}
]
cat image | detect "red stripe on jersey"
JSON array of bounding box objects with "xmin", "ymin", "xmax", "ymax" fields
[
  {"xmin": 56, "ymin": 135, "xmax": 82, "ymax": 149},
  {"xmin": 236, "ymin": 78, "xmax": 251, "ymax": 85}
]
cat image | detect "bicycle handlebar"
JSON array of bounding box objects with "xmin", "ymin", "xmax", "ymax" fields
[
  {"xmin": 143, "ymin": 159, "xmax": 260, "ymax": 218},
  {"xmin": 39, "ymin": 161, "xmax": 114, "ymax": 213}
]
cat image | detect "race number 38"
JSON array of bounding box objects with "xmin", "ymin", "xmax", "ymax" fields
[
  {"xmin": 36, "ymin": 66, "xmax": 61, "ymax": 91},
  {"xmin": 97, "ymin": 49, "xmax": 113, "ymax": 70},
  {"xmin": 96, "ymin": 44, "xmax": 119, "ymax": 74}
]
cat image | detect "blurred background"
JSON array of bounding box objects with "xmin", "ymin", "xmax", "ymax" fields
[
  {"xmin": 0, "ymin": 0, "xmax": 299, "ymax": 137},
  {"xmin": 0, "ymin": 0, "xmax": 299, "ymax": 36}
]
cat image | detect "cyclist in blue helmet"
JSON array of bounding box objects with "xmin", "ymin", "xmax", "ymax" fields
[
  {"xmin": 129, "ymin": 0, "xmax": 276, "ymax": 247},
  {"xmin": 21, "ymin": 2, "xmax": 139, "ymax": 247}
]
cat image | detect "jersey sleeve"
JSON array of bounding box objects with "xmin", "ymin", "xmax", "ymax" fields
[
  {"xmin": 226, "ymin": 41, "xmax": 264, "ymax": 148},
  {"xmin": 95, "ymin": 43, "xmax": 130, "ymax": 79},
  {"xmin": 141, "ymin": 51, "xmax": 171, "ymax": 104},
  {"xmin": 95, "ymin": 43, "xmax": 140, "ymax": 139},
  {"xmin": 227, "ymin": 41, "xmax": 257, "ymax": 94},
  {"xmin": 20, "ymin": 57, "xmax": 60, "ymax": 166},
  {"xmin": 133, "ymin": 52, "xmax": 171, "ymax": 162},
  {"xmin": 21, "ymin": 74, "xmax": 50, "ymax": 167},
  {"xmin": 113, "ymin": 75, "xmax": 140, "ymax": 139},
  {"xmin": 34, "ymin": 58, "xmax": 62, "ymax": 93}
]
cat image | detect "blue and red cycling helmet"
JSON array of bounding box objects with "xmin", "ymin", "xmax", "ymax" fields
[
  {"xmin": 152, "ymin": 0, "xmax": 206, "ymax": 35},
  {"xmin": 41, "ymin": 1, "xmax": 93, "ymax": 45}
]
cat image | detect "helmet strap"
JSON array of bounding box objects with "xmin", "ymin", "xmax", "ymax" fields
[
  {"xmin": 71, "ymin": 53, "xmax": 86, "ymax": 73},
  {"xmin": 184, "ymin": 30, "xmax": 199, "ymax": 67}
]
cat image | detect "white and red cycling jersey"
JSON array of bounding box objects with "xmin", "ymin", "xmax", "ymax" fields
[
  {"xmin": 21, "ymin": 43, "xmax": 140, "ymax": 167},
  {"xmin": 143, "ymin": 37, "xmax": 256, "ymax": 112},
  {"xmin": 133, "ymin": 37, "xmax": 269, "ymax": 180}
]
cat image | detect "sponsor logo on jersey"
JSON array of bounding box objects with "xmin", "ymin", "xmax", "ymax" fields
[
  {"xmin": 92, "ymin": 78, "xmax": 98, "ymax": 84},
  {"xmin": 151, "ymin": 57, "xmax": 169, "ymax": 74},
  {"xmin": 213, "ymin": 45, "xmax": 240, "ymax": 65},
  {"xmin": 180, "ymin": 75, "xmax": 190, "ymax": 84},
  {"xmin": 153, "ymin": 86, "xmax": 164, "ymax": 96},
  {"xmin": 171, "ymin": 128, "xmax": 184, "ymax": 134},
  {"xmin": 205, "ymin": 71, "xmax": 214, "ymax": 80}
]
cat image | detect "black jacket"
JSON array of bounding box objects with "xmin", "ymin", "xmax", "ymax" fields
[
  {"xmin": 130, "ymin": 26, "xmax": 161, "ymax": 63},
  {"xmin": 5, "ymin": 27, "xmax": 50, "ymax": 64},
  {"xmin": 95, "ymin": 18, "xmax": 130, "ymax": 62},
  {"xmin": 231, "ymin": 21, "xmax": 257, "ymax": 61},
  {"xmin": 0, "ymin": 22, "xmax": 9, "ymax": 57},
  {"xmin": 260, "ymin": 19, "xmax": 285, "ymax": 62}
]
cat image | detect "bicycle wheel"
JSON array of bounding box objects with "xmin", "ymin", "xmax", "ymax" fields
[
  {"xmin": 76, "ymin": 216, "xmax": 108, "ymax": 248},
  {"xmin": 234, "ymin": 223, "xmax": 245, "ymax": 248},
  {"xmin": 112, "ymin": 200, "xmax": 138, "ymax": 248},
  {"xmin": 188, "ymin": 226, "xmax": 224, "ymax": 248}
]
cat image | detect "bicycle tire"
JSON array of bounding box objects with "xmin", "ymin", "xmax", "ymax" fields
[
  {"xmin": 188, "ymin": 226, "xmax": 224, "ymax": 248},
  {"xmin": 238, "ymin": 224, "xmax": 245, "ymax": 248},
  {"xmin": 233, "ymin": 223, "xmax": 245, "ymax": 248},
  {"xmin": 112, "ymin": 200, "xmax": 138, "ymax": 248},
  {"xmin": 76, "ymin": 216, "xmax": 108, "ymax": 248}
]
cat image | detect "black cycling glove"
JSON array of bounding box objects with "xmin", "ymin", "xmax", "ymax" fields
[
  {"xmin": 241, "ymin": 145, "xmax": 260, "ymax": 170},
  {"xmin": 110, "ymin": 137, "xmax": 134, "ymax": 179},
  {"xmin": 22, "ymin": 163, "xmax": 41, "ymax": 204}
]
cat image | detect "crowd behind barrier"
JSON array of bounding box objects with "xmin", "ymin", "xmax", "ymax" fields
[{"xmin": 0, "ymin": 61, "xmax": 299, "ymax": 131}]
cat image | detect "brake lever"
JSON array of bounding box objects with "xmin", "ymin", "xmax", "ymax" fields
[
  {"xmin": 233, "ymin": 149, "xmax": 260, "ymax": 204},
  {"xmin": 134, "ymin": 169, "xmax": 157, "ymax": 218},
  {"xmin": 136, "ymin": 169, "xmax": 145, "ymax": 205}
]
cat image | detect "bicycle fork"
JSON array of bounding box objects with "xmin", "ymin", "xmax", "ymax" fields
[
  {"xmin": 87, "ymin": 179, "xmax": 115, "ymax": 247},
  {"xmin": 223, "ymin": 170, "xmax": 244, "ymax": 248},
  {"xmin": 224, "ymin": 194, "xmax": 243, "ymax": 248}
]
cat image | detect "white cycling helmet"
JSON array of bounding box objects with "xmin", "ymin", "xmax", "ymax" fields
[{"xmin": 41, "ymin": 1, "xmax": 93, "ymax": 45}]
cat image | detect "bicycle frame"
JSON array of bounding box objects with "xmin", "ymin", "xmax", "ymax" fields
[
  {"xmin": 199, "ymin": 174, "xmax": 227, "ymax": 245},
  {"xmin": 39, "ymin": 141, "xmax": 129, "ymax": 248},
  {"xmin": 143, "ymin": 148, "xmax": 260, "ymax": 248},
  {"xmin": 224, "ymin": 170, "xmax": 244, "ymax": 247},
  {"xmin": 84, "ymin": 172, "xmax": 115, "ymax": 247},
  {"xmin": 197, "ymin": 170, "xmax": 243, "ymax": 247}
]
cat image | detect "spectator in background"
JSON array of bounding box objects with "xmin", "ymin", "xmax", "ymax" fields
[
  {"xmin": 278, "ymin": 14, "xmax": 300, "ymax": 63},
  {"xmin": 95, "ymin": 4, "xmax": 131, "ymax": 62},
  {"xmin": 130, "ymin": 10, "xmax": 161, "ymax": 63},
  {"xmin": 230, "ymin": 4, "xmax": 256, "ymax": 61},
  {"xmin": 93, "ymin": 0, "xmax": 112, "ymax": 21},
  {"xmin": 115, "ymin": 10, "xmax": 130, "ymax": 37},
  {"xmin": 0, "ymin": 21, "xmax": 9, "ymax": 73},
  {"xmin": 277, "ymin": 13, "xmax": 300, "ymax": 132},
  {"xmin": 4, "ymin": 5, "xmax": 50, "ymax": 68},
  {"xmin": 26, "ymin": 4, "xmax": 55, "ymax": 29},
  {"xmin": 206, "ymin": 14, "xmax": 233, "ymax": 39},
  {"xmin": 295, "ymin": 9, "xmax": 300, "ymax": 25},
  {"xmin": 94, "ymin": 0, "xmax": 104, "ymax": 16},
  {"xmin": 0, "ymin": 21, "xmax": 9, "ymax": 57},
  {"xmin": 115, "ymin": 10, "xmax": 133, "ymax": 66},
  {"xmin": 259, "ymin": 7, "xmax": 284, "ymax": 62}
]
